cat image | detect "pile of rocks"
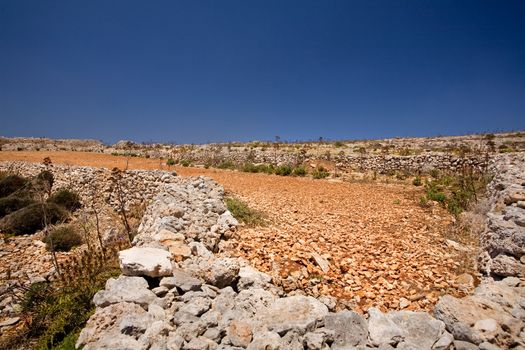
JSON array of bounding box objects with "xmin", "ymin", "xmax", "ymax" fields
[
  {"xmin": 78, "ymin": 171, "xmax": 525, "ymax": 349},
  {"xmin": 478, "ymin": 153, "xmax": 525, "ymax": 278}
]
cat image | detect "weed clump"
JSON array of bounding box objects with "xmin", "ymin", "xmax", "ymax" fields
[
  {"xmin": 412, "ymin": 176, "xmax": 422, "ymax": 186},
  {"xmin": 43, "ymin": 225, "xmax": 82, "ymax": 252},
  {"xmin": 422, "ymin": 166, "xmax": 490, "ymax": 215},
  {"xmin": 225, "ymin": 197, "xmax": 266, "ymax": 226}
]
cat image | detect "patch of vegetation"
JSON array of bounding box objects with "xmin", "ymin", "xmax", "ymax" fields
[
  {"xmin": 166, "ymin": 158, "xmax": 175, "ymax": 166},
  {"xmin": 292, "ymin": 166, "xmax": 307, "ymax": 177},
  {"xmin": 47, "ymin": 189, "xmax": 81, "ymax": 212},
  {"xmin": 217, "ymin": 160, "xmax": 235, "ymax": 170},
  {"xmin": 43, "ymin": 225, "xmax": 83, "ymax": 252},
  {"xmin": 17, "ymin": 251, "xmax": 121, "ymax": 350},
  {"xmin": 0, "ymin": 174, "xmax": 29, "ymax": 197},
  {"xmin": 274, "ymin": 165, "xmax": 293, "ymax": 176},
  {"xmin": 225, "ymin": 197, "xmax": 266, "ymax": 226},
  {"xmin": 334, "ymin": 141, "xmax": 344, "ymax": 148},
  {"xmin": 0, "ymin": 197, "xmax": 35, "ymax": 218},
  {"xmin": 242, "ymin": 163, "xmax": 259, "ymax": 173},
  {"xmin": 422, "ymin": 167, "xmax": 490, "ymax": 216},
  {"xmin": 312, "ymin": 166, "xmax": 329, "ymax": 179},
  {"xmin": 179, "ymin": 159, "xmax": 192, "ymax": 167},
  {"xmin": 0, "ymin": 203, "xmax": 68, "ymax": 236}
]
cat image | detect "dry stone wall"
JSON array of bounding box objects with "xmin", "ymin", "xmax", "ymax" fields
[
  {"xmin": 0, "ymin": 161, "xmax": 179, "ymax": 209},
  {"xmin": 172, "ymin": 148, "xmax": 489, "ymax": 174},
  {"xmin": 478, "ymin": 153, "xmax": 525, "ymax": 278}
]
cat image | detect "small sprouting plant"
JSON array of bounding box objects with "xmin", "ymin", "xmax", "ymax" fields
[{"xmin": 412, "ymin": 176, "xmax": 422, "ymax": 186}]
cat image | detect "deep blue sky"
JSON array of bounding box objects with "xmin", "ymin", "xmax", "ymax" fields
[{"xmin": 1, "ymin": 1, "xmax": 524, "ymax": 144}]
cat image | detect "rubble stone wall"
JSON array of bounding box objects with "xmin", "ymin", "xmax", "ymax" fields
[{"xmin": 0, "ymin": 161, "xmax": 178, "ymax": 209}]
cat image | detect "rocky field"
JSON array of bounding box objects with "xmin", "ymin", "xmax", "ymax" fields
[{"xmin": 0, "ymin": 140, "xmax": 523, "ymax": 349}]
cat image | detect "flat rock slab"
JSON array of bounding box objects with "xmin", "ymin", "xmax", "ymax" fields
[
  {"xmin": 93, "ymin": 276, "xmax": 157, "ymax": 308},
  {"xmin": 119, "ymin": 246, "xmax": 172, "ymax": 277},
  {"xmin": 257, "ymin": 295, "xmax": 328, "ymax": 335}
]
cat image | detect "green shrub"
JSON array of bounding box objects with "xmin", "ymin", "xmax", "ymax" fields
[
  {"xmin": 275, "ymin": 165, "xmax": 292, "ymax": 176},
  {"xmin": 334, "ymin": 141, "xmax": 344, "ymax": 148},
  {"xmin": 35, "ymin": 171, "xmax": 54, "ymax": 192},
  {"xmin": 312, "ymin": 166, "xmax": 329, "ymax": 179},
  {"xmin": 180, "ymin": 159, "xmax": 192, "ymax": 167},
  {"xmin": 242, "ymin": 163, "xmax": 259, "ymax": 173},
  {"xmin": 43, "ymin": 225, "xmax": 82, "ymax": 252},
  {"xmin": 258, "ymin": 164, "xmax": 275, "ymax": 174},
  {"xmin": 48, "ymin": 189, "xmax": 81, "ymax": 212},
  {"xmin": 422, "ymin": 168, "xmax": 489, "ymax": 215},
  {"xmin": 217, "ymin": 160, "xmax": 235, "ymax": 169},
  {"xmin": 0, "ymin": 197, "xmax": 35, "ymax": 218},
  {"xmin": 166, "ymin": 158, "xmax": 175, "ymax": 166},
  {"xmin": 0, "ymin": 174, "xmax": 28, "ymax": 197},
  {"xmin": 0, "ymin": 203, "xmax": 68, "ymax": 236},
  {"xmin": 412, "ymin": 176, "xmax": 422, "ymax": 186},
  {"xmin": 225, "ymin": 197, "xmax": 266, "ymax": 226},
  {"xmin": 292, "ymin": 166, "xmax": 307, "ymax": 176}
]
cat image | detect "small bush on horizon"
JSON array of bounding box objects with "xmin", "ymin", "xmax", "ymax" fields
[
  {"xmin": 312, "ymin": 166, "xmax": 329, "ymax": 179},
  {"xmin": 180, "ymin": 159, "xmax": 192, "ymax": 167},
  {"xmin": 274, "ymin": 165, "xmax": 292, "ymax": 176},
  {"xmin": 292, "ymin": 166, "xmax": 307, "ymax": 176},
  {"xmin": 217, "ymin": 160, "xmax": 235, "ymax": 170}
]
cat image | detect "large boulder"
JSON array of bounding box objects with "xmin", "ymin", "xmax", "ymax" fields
[{"xmin": 119, "ymin": 247, "xmax": 172, "ymax": 277}]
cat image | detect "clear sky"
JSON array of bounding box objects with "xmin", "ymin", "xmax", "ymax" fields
[{"xmin": 1, "ymin": 1, "xmax": 524, "ymax": 144}]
